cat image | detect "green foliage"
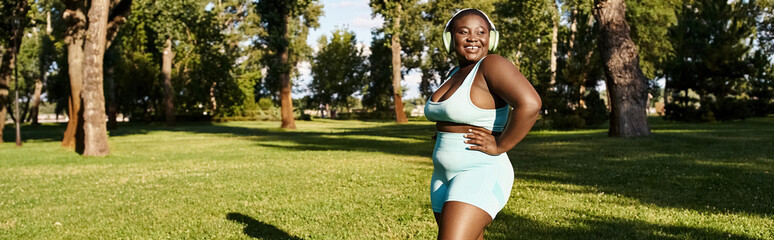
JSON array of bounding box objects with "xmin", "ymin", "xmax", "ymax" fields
[
  {"xmin": 664, "ymin": 0, "xmax": 762, "ymax": 122},
  {"xmin": 550, "ymin": 1, "xmax": 608, "ymax": 129},
  {"xmin": 0, "ymin": 0, "xmax": 32, "ymax": 50},
  {"xmin": 257, "ymin": 97, "xmax": 274, "ymax": 111},
  {"xmin": 361, "ymin": 33, "xmax": 394, "ymax": 112},
  {"xmin": 747, "ymin": 50, "xmax": 774, "ymax": 116},
  {"xmin": 254, "ymin": 0, "xmax": 322, "ymax": 99},
  {"xmin": 104, "ymin": 0, "xmax": 257, "ymax": 120},
  {"xmin": 369, "ymin": 0, "xmax": 424, "ymax": 100},
  {"xmin": 626, "ymin": 0, "xmax": 680, "ymax": 80},
  {"xmin": 309, "ymin": 28, "xmax": 367, "ymax": 111},
  {"xmin": 5, "ymin": 1, "xmax": 66, "ymax": 122}
]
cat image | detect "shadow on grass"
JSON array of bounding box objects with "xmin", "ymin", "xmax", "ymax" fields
[
  {"xmin": 2, "ymin": 123, "xmax": 67, "ymax": 143},
  {"xmin": 509, "ymin": 117, "xmax": 774, "ymax": 217},
  {"xmin": 108, "ymin": 121, "xmax": 437, "ymax": 158},
  {"xmin": 7, "ymin": 118, "xmax": 773, "ymax": 219},
  {"xmin": 487, "ymin": 212, "xmax": 759, "ymax": 240},
  {"xmin": 226, "ymin": 212, "xmax": 303, "ymax": 240},
  {"xmin": 4, "ymin": 121, "xmax": 437, "ymax": 157}
]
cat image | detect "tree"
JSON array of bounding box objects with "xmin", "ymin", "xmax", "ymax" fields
[
  {"xmin": 255, "ymin": 0, "xmax": 322, "ymax": 129},
  {"xmin": 309, "ymin": 28, "xmax": 366, "ymax": 114},
  {"xmin": 550, "ymin": 0, "xmax": 559, "ymax": 87},
  {"xmin": 80, "ymin": 0, "xmax": 112, "ymax": 156},
  {"xmin": 362, "ymin": 33, "xmax": 394, "ymax": 112},
  {"xmin": 550, "ymin": 0, "xmax": 609, "ymax": 129},
  {"xmin": 494, "ymin": 0, "xmax": 554, "ymax": 124},
  {"xmin": 593, "ymin": 0, "xmax": 651, "ymax": 137},
  {"xmin": 104, "ymin": 0, "xmax": 246, "ymax": 125},
  {"xmin": 133, "ymin": 0, "xmax": 204, "ymax": 126},
  {"xmin": 0, "ymin": 0, "xmax": 30, "ymax": 144},
  {"xmin": 14, "ymin": 0, "xmax": 62, "ymax": 126},
  {"xmin": 625, "ymin": 0, "xmax": 679, "ymax": 80},
  {"xmin": 370, "ymin": 0, "xmax": 418, "ymax": 123},
  {"xmin": 211, "ymin": 0, "xmax": 263, "ymax": 117},
  {"xmin": 61, "ymin": 0, "xmax": 132, "ymax": 154},
  {"xmin": 664, "ymin": 0, "xmax": 759, "ymax": 122}
]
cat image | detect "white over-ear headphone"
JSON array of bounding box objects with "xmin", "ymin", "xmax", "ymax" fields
[{"xmin": 442, "ymin": 9, "xmax": 500, "ymax": 53}]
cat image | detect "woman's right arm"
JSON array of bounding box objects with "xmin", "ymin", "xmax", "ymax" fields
[{"xmin": 465, "ymin": 55, "xmax": 541, "ymax": 155}]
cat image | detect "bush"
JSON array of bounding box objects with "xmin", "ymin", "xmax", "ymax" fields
[
  {"xmin": 548, "ymin": 113, "xmax": 586, "ymax": 130},
  {"xmin": 712, "ymin": 98, "xmax": 753, "ymax": 121},
  {"xmin": 666, "ymin": 98, "xmax": 754, "ymax": 122},
  {"xmin": 664, "ymin": 103, "xmax": 705, "ymax": 122},
  {"xmin": 333, "ymin": 111, "xmax": 395, "ymax": 120},
  {"xmin": 750, "ymin": 99, "xmax": 774, "ymax": 117},
  {"xmin": 580, "ymin": 91, "xmax": 609, "ymax": 127},
  {"xmin": 258, "ymin": 98, "xmax": 274, "ymax": 111}
]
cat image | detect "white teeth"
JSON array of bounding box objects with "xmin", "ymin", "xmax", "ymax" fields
[{"xmin": 465, "ymin": 46, "xmax": 479, "ymax": 50}]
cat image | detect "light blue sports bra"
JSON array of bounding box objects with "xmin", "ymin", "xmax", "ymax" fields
[{"xmin": 424, "ymin": 57, "xmax": 509, "ymax": 132}]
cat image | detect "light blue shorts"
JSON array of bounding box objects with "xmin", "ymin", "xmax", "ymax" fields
[{"xmin": 430, "ymin": 132, "xmax": 514, "ymax": 219}]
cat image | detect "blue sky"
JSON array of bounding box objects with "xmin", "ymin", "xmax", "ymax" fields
[
  {"xmin": 296, "ymin": 0, "xmax": 424, "ymax": 99},
  {"xmin": 306, "ymin": 0, "xmax": 382, "ymax": 47}
]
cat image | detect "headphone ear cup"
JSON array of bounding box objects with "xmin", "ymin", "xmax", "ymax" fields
[
  {"xmin": 443, "ymin": 31, "xmax": 452, "ymax": 53},
  {"xmin": 489, "ymin": 30, "xmax": 500, "ymax": 52}
]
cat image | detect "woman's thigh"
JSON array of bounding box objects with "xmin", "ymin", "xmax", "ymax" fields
[{"xmin": 438, "ymin": 201, "xmax": 491, "ymax": 240}]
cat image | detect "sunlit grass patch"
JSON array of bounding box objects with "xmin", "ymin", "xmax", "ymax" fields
[{"xmin": 1, "ymin": 117, "xmax": 772, "ymax": 239}]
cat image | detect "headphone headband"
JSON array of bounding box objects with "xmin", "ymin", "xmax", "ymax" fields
[{"xmin": 443, "ymin": 8, "xmax": 497, "ymax": 32}]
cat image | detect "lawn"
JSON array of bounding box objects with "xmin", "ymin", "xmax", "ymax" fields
[{"xmin": 1, "ymin": 117, "xmax": 772, "ymax": 239}]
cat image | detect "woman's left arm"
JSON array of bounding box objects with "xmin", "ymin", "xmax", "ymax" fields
[{"xmin": 465, "ymin": 55, "xmax": 542, "ymax": 155}]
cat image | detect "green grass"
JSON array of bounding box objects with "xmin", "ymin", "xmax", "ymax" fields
[{"xmin": 1, "ymin": 117, "xmax": 772, "ymax": 239}]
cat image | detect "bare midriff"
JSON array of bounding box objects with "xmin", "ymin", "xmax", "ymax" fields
[{"xmin": 435, "ymin": 121, "xmax": 500, "ymax": 136}]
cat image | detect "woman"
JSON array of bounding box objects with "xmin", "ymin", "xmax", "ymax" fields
[{"xmin": 424, "ymin": 9, "xmax": 542, "ymax": 239}]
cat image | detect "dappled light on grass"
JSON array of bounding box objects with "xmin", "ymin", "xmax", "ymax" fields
[{"xmin": 1, "ymin": 117, "xmax": 772, "ymax": 239}]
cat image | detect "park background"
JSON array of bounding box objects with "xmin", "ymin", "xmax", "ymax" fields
[{"xmin": 1, "ymin": 0, "xmax": 773, "ymax": 239}]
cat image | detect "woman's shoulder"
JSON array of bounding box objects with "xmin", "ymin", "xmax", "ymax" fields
[{"xmin": 480, "ymin": 54, "xmax": 517, "ymax": 71}]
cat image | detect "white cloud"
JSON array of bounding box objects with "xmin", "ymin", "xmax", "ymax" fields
[
  {"xmin": 404, "ymin": 70, "xmax": 422, "ymax": 85},
  {"xmin": 297, "ymin": 61, "xmax": 312, "ymax": 76},
  {"xmin": 403, "ymin": 70, "xmax": 422, "ymax": 99},
  {"xmin": 293, "ymin": 61, "xmax": 313, "ymax": 98},
  {"xmin": 329, "ymin": 0, "xmax": 368, "ymax": 8},
  {"xmin": 357, "ymin": 43, "xmax": 371, "ymax": 56},
  {"xmin": 351, "ymin": 16, "xmax": 384, "ymax": 29}
]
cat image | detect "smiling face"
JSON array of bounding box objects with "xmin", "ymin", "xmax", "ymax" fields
[{"xmin": 451, "ymin": 14, "xmax": 490, "ymax": 65}]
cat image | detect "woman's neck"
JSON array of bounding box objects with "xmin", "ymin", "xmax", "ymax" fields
[{"xmin": 457, "ymin": 55, "xmax": 485, "ymax": 68}]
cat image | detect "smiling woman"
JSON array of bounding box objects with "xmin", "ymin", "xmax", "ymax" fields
[{"xmin": 424, "ymin": 8, "xmax": 542, "ymax": 240}]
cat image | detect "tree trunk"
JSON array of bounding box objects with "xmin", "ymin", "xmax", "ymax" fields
[
  {"xmin": 550, "ymin": 1, "xmax": 559, "ymax": 87},
  {"xmin": 20, "ymin": 89, "xmax": 31, "ymax": 123},
  {"xmin": 593, "ymin": 0, "xmax": 650, "ymax": 137},
  {"xmin": 579, "ymin": 14, "xmax": 595, "ymax": 109},
  {"xmin": 279, "ymin": 14, "xmax": 296, "ymax": 129},
  {"xmin": 209, "ymin": 81, "xmax": 217, "ymax": 112},
  {"xmin": 105, "ymin": 0, "xmax": 131, "ymax": 130},
  {"xmin": 162, "ymin": 38, "xmax": 175, "ymax": 126},
  {"xmin": 0, "ymin": 98, "xmax": 6, "ymax": 143},
  {"xmin": 106, "ymin": 62, "xmax": 118, "ymax": 130},
  {"xmin": 63, "ymin": 39, "xmax": 85, "ymax": 151},
  {"xmin": 62, "ymin": 5, "xmax": 87, "ymax": 151},
  {"xmin": 46, "ymin": 11, "xmax": 53, "ymax": 35},
  {"xmin": 28, "ymin": 79, "xmax": 43, "ymax": 124},
  {"xmin": 81, "ymin": 0, "xmax": 110, "ymax": 156},
  {"xmin": 568, "ymin": 7, "xmax": 577, "ymax": 59},
  {"xmin": 0, "ymin": 50, "xmax": 11, "ymax": 144},
  {"xmin": 1, "ymin": 0, "xmax": 29, "ymax": 144},
  {"xmin": 390, "ymin": 4, "xmax": 407, "ymax": 123}
]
